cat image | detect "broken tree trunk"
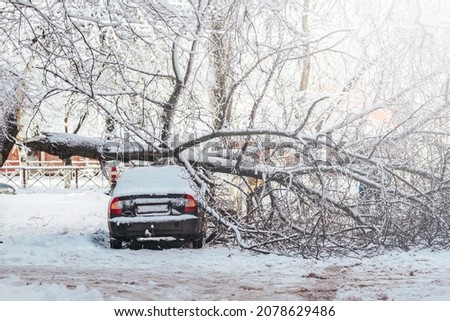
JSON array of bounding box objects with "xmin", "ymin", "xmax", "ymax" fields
[{"xmin": 24, "ymin": 132, "xmax": 104, "ymax": 161}]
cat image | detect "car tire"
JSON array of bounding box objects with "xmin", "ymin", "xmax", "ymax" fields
[
  {"xmin": 192, "ymin": 235, "xmax": 204, "ymax": 249},
  {"xmin": 110, "ymin": 238, "xmax": 122, "ymax": 249}
]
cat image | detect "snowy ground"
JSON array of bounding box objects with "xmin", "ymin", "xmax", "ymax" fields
[{"xmin": 1, "ymin": 190, "xmax": 450, "ymax": 301}]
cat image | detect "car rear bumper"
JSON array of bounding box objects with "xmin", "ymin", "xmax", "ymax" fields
[{"xmin": 109, "ymin": 214, "xmax": 204, "ymax": 240}]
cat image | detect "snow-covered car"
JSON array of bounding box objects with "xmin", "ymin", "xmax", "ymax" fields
[
  {"xmin": 0, "ymin": 182, "xmax": 15, "ymax": 194},
  {"xmin": 107, "ymin": 165, "xmax": 205, "ymax": 249}
]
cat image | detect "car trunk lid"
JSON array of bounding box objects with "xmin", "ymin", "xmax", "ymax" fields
[{"xmin": 119, "ymin": 194, "xmax": 197, "ymax": 217}]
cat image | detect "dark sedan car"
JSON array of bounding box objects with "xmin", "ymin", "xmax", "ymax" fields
[{"xmin": 107, "ymin": 165, "xmax": 205, "ymax": 249}]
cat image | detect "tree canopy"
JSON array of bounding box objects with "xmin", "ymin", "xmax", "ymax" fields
[{"xmin": 2, "ymin": 0, "xmax": 450, "ymax": 257}]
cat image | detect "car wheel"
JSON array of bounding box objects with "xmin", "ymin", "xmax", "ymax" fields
[
  {"xmin": 110, "ymin": 238, "xmax": 123, "ymax": 249},
  {"xmin": 192, "ymin": 235, "xmax": 204, "ymax": 249}
]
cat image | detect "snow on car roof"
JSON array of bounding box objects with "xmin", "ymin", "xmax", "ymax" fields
[{"xmin": 112, "ymin": 165, "xmax": 196, "ymax": 197}]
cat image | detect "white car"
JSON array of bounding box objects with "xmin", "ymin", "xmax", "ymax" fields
[{"xmin": 0, "ymin": 182, "xmax": 15, "ymax": 194}]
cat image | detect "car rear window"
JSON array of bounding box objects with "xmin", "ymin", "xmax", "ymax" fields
[{"xmin": 112, "ymin": 165, "xmax": 196, "ymax": 197}]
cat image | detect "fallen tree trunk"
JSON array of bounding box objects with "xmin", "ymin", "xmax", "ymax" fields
[
  {"xmin": 24, "ymin": 132, "xmax": 106, "ymax": 161},
  {"xmin": 22, "ymin": 130, "xmax": 450, "ymax": 257}
]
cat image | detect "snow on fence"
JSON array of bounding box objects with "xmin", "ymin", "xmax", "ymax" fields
[{"xmin": 0, "ymin": 164, "xmax": 109, "ymax": 189}]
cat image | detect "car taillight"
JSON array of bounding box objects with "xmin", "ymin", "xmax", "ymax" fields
[
  {"xmin": 109, "ymin": 197, "xmax": 123, "ymax": 217},
  {"xmin": 183, "ymin": 194, "xmax": 197, "ymax": 214}
]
